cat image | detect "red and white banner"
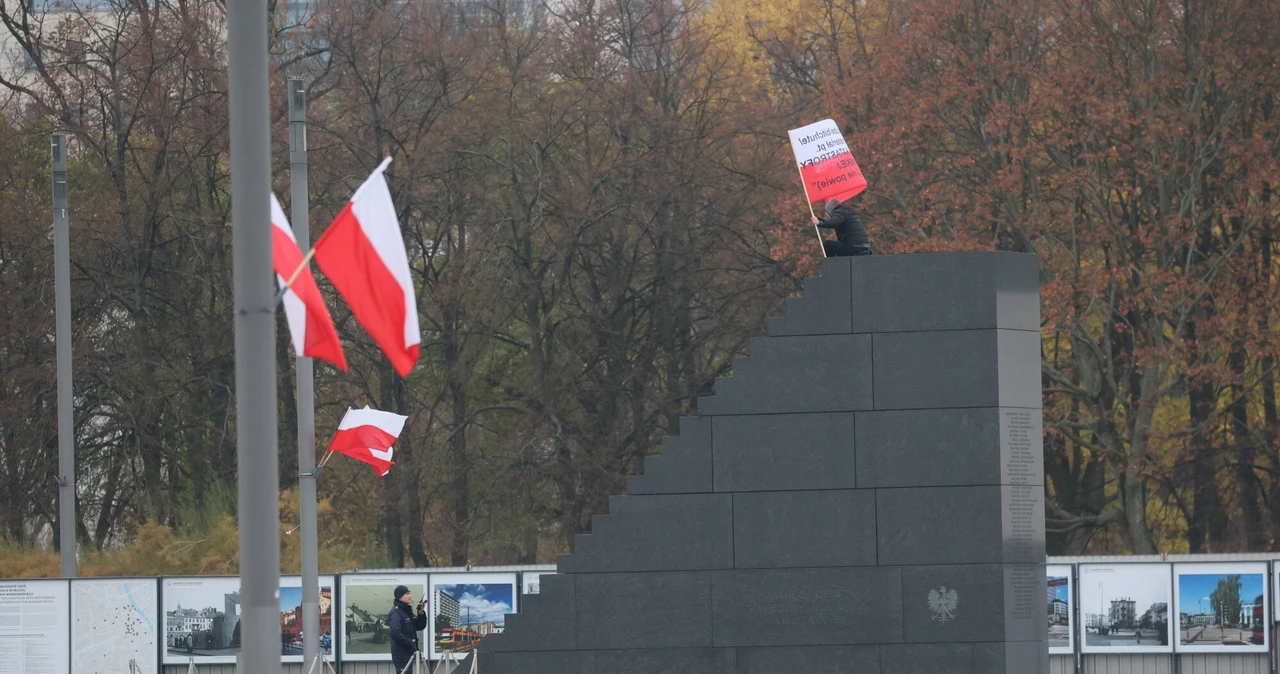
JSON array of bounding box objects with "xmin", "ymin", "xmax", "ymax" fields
[
  {"xmin": 788, "ymin": 119, "xmax": 867, "ymax": 206},
  {"xmin": 272, "ymin": 194, "xmax": 347, "ymax": 371},
  {"xmin": 326, "ymin": 406, "xmax": 408, "ymax": 476},
  {"xmin": 314, "ymin": 158, "xmax": 420, "ymax": 378}
]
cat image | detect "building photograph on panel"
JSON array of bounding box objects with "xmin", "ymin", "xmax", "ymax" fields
[
  {"xmin": 1079, "ymin": 563, "xmax": 1173, "ymax": 654},
  {"xmin": 340, "ymin": 573, "xmax": 427, "ymax": 662},
  {"xmin": 279, "ymin": 574, "xmax": 336, "ymax": 662},
  {"xmin": 71, "ymin": 577, "xmax": 158, "ymax": 674},
  {"xmin": 1173, "ymin": 562, "xmax": 1268, "ymax": 653},
  {"xmin": 161, "ymin": 576, "xmax": 242, "ymax": 665},
  {"xmin": 428, "ymin": 572, "xmax": 517, "ymax": 661},
  {"xmin": 1046, "ymin": 565, "xmax": 1073, "ymax": 655}
]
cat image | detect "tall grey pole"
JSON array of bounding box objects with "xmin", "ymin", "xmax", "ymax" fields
[
  {"xmin": 51, "ymin": 133, "xmax": 76, "ymax": 579},
  {"xmin": 288, "ymin": 77, "xmax": 322, "ymax": 670},
  {"xmin": 228, "ymin": 0, "xmax": 280, "ymax": 669}
]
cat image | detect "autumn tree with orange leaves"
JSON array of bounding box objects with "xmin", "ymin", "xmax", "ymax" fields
[{"xmin": 2, "ymin": 0, "xmax": 1279, "ymax": 573}]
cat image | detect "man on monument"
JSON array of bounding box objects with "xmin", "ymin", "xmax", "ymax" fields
[
  {"xmin": 811, "ymin": 197, "xmax": 871, "ymax": 257},
  {"xmin": 388, "ymin": 585, "xmax": 428, "ymax": 673}
]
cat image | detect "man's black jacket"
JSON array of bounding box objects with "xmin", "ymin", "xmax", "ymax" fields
[
  {"xmin": 388, "ymin": 599, "xmax": 428, "ymax": 663},
  {"xmin": 817, "ymin": 204, "xmax": 869, "ymax": 247}
]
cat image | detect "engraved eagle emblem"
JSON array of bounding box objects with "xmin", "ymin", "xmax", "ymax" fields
[{"xmin": 927, "ymin": 586, "xmax": 959, "ymax": 622}]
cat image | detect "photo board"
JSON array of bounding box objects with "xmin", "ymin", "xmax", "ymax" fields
[
  {"xmin": 1079, "ymin": 564, "xmax": 1173, "ymax": 654},
  {"xmin": 161, "ymin": 576, "xmax": 242, "ymax": 665},
  {"xmin": 428, "ymin": 572, "xmax": 517, "ymax": 661},
  {"xmin": 0, "ymin": 578, "xmax": 70, "ymax": 674},
  {"xmin": 340, "ymin": 573, "xmax": 427, "ymax": 662},
  {"xmin": 71, "ymin": 577, "xmax": 159, "ymax": 674},
  {"xmin": 1046, "ymin": 565, "xmax": 1073, "ymax": 655},
  {"xmin": 522, "ymin": 572, "xmax": 552, "ymax": 595},
  {"xmin": 279, "ymin": 575, "xmax": 336, "ymax": 663},
  {"xmin": 1173, "ymin": 562, "xmax": 1268, "ymax": 653}
]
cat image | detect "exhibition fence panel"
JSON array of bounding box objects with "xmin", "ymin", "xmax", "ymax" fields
[{"xmin": 9, "ymin": 558, "xmax": 1280, "ymax": 673}]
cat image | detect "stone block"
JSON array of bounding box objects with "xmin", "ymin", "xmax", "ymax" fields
[
  {"xmin": 628, "ymin": 417, "xmax": 713, "ymax": 495},
  {"xmin": 732, "ymin": 490, "xmax": 877, "ymax": 568},
  {"xmin": 769, "ymin": 258, "xmax": 854, "ymax": 336},
  {"xmin": 736, "ymin": 645, "xmax": 881, "ymax": 673},
  {"xmin": 558, "ymin": 494, "xmax": 733, "ymax": 573},
  {"xmin": 855, "ymin": 407, "xmax": 1042, "ymax": 488},
  {"xmin": 899, "ymin": 564, "xmax": 1045, "ymax": 644},
  {"xmin": 999, "ymin": 485, "xmax": 1046, "ymax": 565},
  {"xmin": 483, "ymin": 575, "xmax": 575, "ymax": 652},
  {"xmin": 878, "ymin": 643, "xmax": 978, "ymax": 674},
  {"xmin": 711, "ymin": 567, "xmax": 903, "ymax": 647},
  {"xmin": 712, "ymin": 413, "xmax": 857, "ymax": 492},
  {"xmin": 999, "ymin": 408, "xmax": 1043, "ymax": 486},
  {"xmin": 474, "ymin": 650, "xmax": 594, "ymax": 674},
  {"xmin": 575, "ymin": 572, "xmax": 712, "ymax": 650},
  {"xmin": 877, "ymin": 486, "xmax": 1044, "ymax": 565},
  {"xmin": 849, "ymin": 252, "xmax": 1039, "ymax": 333},
  {"xmin": 871, "ymin": 330, "xmax": 1041, "ymax": 411},
  {"xmin": 877, "ymin": 641, "xmax": 1048, "ymax": 674},
  {"xmin": 974, "ymin": 640, "xmax": 1050, "ymax": 673},
  {"xmin": 594, "ymin": 648, "xmax": 737, "ymax": 674},
  {"xmin": 856, "ymin": 408, "xmax": 1001, "ymax": 488},
  {"xmin": 997, "ymin": 329, "xmax": 1043, "ymax": 409},
  {"xmin": 698, "ymin": 334, "xmax": 873, "ymax": 415}
]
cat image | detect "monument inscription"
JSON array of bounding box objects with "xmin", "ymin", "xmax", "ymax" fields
[{"xmin": 1002, "ymin": 409, "xmax": 1037, "ymax": 485}]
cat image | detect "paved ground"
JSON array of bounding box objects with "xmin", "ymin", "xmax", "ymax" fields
[
  {"xmin": 1181, "ymin": 625, "xmax": 1250, "ymax": 644},
  {"xmin": 1085, "ymin": 628, "xmax": 1164, "ymax": 647}
]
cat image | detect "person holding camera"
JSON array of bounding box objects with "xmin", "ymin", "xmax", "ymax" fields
[{"xmin": 388, "ymin": 585, "xmax": 428, "ymax": 673}]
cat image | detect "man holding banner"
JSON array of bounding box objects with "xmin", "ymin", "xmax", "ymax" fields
[
  {"xmin": 788, "ymin": 119, "xmax": 871, "ymax": 257},
  {"xmin": 812, "ymin": 198, "xmax": 871, "ymax": 257}
]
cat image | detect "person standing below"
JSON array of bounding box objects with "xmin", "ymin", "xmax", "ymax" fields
[
  {"xmin": 811, "ymin": 197, "xmax": 871, "ymax": 257},
  {"xmin": 388, "ymin": 585, "xmax": 428, "ymax": 673}
]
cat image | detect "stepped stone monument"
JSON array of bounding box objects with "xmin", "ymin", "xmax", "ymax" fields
[{"xmin": 473, "ymin": 252, "xmax": 1048, "ymax": 673}]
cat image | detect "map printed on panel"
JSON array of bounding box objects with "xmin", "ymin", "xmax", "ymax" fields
[{"xmin": 71, "ymin": 579, "xmax": 158, "ymax": 674}]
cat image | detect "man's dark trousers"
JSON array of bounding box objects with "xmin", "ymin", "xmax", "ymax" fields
[{"xmin": 823, "ymin": 240, "xmax": 872, "ymax": 257}]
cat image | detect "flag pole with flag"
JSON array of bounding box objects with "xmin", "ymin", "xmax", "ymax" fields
[
  {"xmin": 272, "ymin": 194, "xmax": 348, "ymax": 372},
  {"xmin": 313, "ymin": 158, "xmax": 420, "ymax": 378},
  {"xmin": 325, "ymin": 406, "xmax": 408, "ymax": 476},
  {"xmin": 787, "ymin": 119, "xmax": 868, "ymax": 257}
]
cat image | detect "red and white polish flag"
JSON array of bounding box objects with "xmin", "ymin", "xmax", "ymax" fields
[
  {"xmin": 314, "ymin": 158, "xmax": 420, "ymax": 378},
  {"xmin": 272, "ymin": 194, "xmax": 348, "ymax": 372},
  {"xmin": 788, "ymin": 119, "xmax": 868, "ymax": 206},
  {"xmin": 327, "ymin": 406, "xmax": 408, "ymax": 476}
]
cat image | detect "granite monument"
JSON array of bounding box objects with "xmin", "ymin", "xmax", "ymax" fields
[{"xmin": 470, "ymin": 252, "xmax": 1048, "ymax": 673}]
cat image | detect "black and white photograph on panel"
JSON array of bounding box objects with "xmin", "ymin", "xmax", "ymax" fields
[
  {"xmin": 162, "ymin": 576, "xmax": 242, "ymax": 664},
  {"xmin": 339, "ymin": 573, "xmax": 427, "ymax": 662},
  {"xmin": 72, "ymin": 577, "xmax": 159, "ymax": 674},
  {"xmin": 521, "ymin": 571, "xmax": 552, "ymax": 595},
  {"xmin": 428, "ymin": 572, "xmax": 517, "ymax": 660},
  {"xmin": 1046, "ymin": 565, "xmax": 1073, "ymax": 654},
  {"xmin": 1079, "ymin": 564, "xmax": 1173, "ymax": 653},
  {"xmin": 1173, "ymin": 562, "xmax": 1268, "ymax": 653}
]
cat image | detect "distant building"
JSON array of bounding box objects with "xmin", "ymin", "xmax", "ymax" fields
[
  {"xmin": 1050, "ymin": 598, "xmax": 1069, "ymax": 620},
  {"xmin": 224, "ymin": 593, "xmax": 242, "ymax": 646},
  {"xmin": 1140, "ymin": 602, "xmax": 1167, "ymax": 628},
  {"xmin": 1187, "ymin": 613, "xmax": 1215, "ymax": 627},
  {"xmin": 166, "ymin": 604, "xmax": 216, "ymax": 633},
  {"xmin": 470, "ymin": 621, "xmax": 502, "ymax": 635},
  {"xmin": 1086, "ymin": 614, "xmax": 1105, "ymax": 629},
  {"xmin": 1109, "ymin": 598, "xmax": 1136, "ymax": 627},
  {"xmin": 436, "ymin": 590, "xmax": 460, "ymax": 629}
]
